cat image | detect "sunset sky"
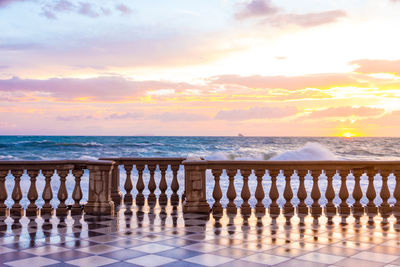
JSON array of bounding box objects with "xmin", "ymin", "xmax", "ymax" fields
[{"xmin": 1, "ymin": 0, "xmax": 400, "ymax": 136}]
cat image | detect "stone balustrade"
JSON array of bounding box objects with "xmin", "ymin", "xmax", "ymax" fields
[
  {"xmin": 0, "ymin": 160, "xmax": 114, "ymax": 217},
  {"xmin": 1, "ymin": 158, "xmax": 400, "ymax": 218},
  {"xmin": 100, "ymin": 157, "xmax": 185, "ymax": 206},
  {"xmin": 182, "ymin": 159, "xmax": 400, "ymax": 219}
]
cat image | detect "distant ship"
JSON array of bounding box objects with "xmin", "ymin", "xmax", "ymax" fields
[{"xmin": 238, "ymin": 133, "xmax": 244, "ymax": 137}]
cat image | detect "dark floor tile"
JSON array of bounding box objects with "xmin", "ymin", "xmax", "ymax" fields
[
  {"xmin": 100, "ymin": 249, "xmax": 147, "ymax": 260},
  {"xmin": 2, "ymin": 240, "xmax": 46, "ymax": 250},
  {"xmin": 219, "ymin": 260, "xmax": 266, "ymax": 267},
  {"xmin": 162, "ymin": 260, "xmax": 204, "ymax": 267},
  {"xmin": 45, "ymin": 250, "xmax": 93, "ymax": 261},
  {"xmin": 274, "ymin": 259, "xmax": 327, "ymax": 267},
  {"xmin": 211, "ymin": 247, "xmax": 256, "ymax": 259},
  {"xmin": 57, "ymin": 240, "xmax": 98, "ymax": 249},
  {"xmin": 156, "ymin": 248, "xmax": 203, "ymax": 260},
  {"xmin": 103, "ymin": 262, "xmax": 140, "ymax": 267},
  {"xmin": 0, "ymin": 251, "xmax": 36, "ymax": 264},
  {"xmin": 107, "ymin": 238, "xmax": 148, "ymax": 248}
]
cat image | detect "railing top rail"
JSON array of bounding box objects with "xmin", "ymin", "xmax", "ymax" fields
[
  {"xmin": 183, "ymin": 160, "xmax": 400, "ymax": 171},
  {"xmin": 100, "ymin": 157, "xmax": 186, "ymax": 165},
  {"xmin": 0, "ymin": 159, "xmax": 113, "ymax": 170}
]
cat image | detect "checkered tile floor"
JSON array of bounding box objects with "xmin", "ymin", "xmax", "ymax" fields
[{"xmin": 1, "ymin": 203, "xmax": 400, "ymax": 266}]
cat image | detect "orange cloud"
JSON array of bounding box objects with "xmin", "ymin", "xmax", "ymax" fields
[
  {"xmin": 351, "ymin": 59, "xmax": 400, "ymax": 75},
  {"xmin": 307, "ymin": 106, "xmax": 385, "ymax": 118}
]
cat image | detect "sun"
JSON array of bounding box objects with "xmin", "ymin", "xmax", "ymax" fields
[{"xmin": 341, "ymin": 132, "xmax": 358, "ymax": 138}]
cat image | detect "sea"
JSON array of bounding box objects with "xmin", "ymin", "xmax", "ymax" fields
[{"xmin": 1, "ymin": 136, "xmax": 400, "ymax": 208}]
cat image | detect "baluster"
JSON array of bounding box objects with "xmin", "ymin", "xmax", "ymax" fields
[
  {"xmin": 56, "ymin": 170, "xmax": 69, "ymax": 216},
  {"xmin": 379, "ymin": 170, "xmax": 392, "ymax": 217},
  {"xmin": 10, "ymin": 170, "xmax": 23, "ymax": 217},
  {"xmin": 325, "ymin": 170, "xmax": 337, "ymax": 215},
  {"xmin": 283, "ymin": 170, "xmax": 294, "ymax": 215},
  {"xmin": 240, "ymin": 169, "xmax": 251, "ymax": 215},
  {"xmin": 26, "ymin": 170, "xmax": 39, "ymax": 216},
  {"xmin": 254, "ymin": 169, "xmax": 265, "ymax": 214},
  {"xmin": 269, "ymin": 170, "xmax": 280, "ymax": 215},
  {"xmin": 123, "ymin": 164, "xmax": 133, "ymax": 204},
  {"xmin": 297, "ymin": 170, "xmax": 308, "ymax": 214},
  {"xmin": 0, "ymin": 170, "xmax": 8, "ymax": 216},
  {"xmin": 147, "ymin": 164, "xmax": 157, "ymax": 203},
  {"xmin": 170, "ymin": 165, "xmax": 180, "ymax": 204},
  {"xmin": 71, "ymin": 169, "xmax": 84, "ymax": 215},
  {"xmin": 310, "ymin": 170, "xmax": 322, "ymax": 216},
  {"xmin": 159, "ymin": 164, "xmax": 168, "ymax": 205},
  {"xmin": 366, "ymin": 170, "xmax": 378, "ymax": 214},
  {"xmin": 41, "ymin": 169, "xmax": 54, "ymax": 215},
  {"xmin": 352, "ymin": 170, "xmax": 364, "ymax": 215},
  {"xmin": 212, "ymin": 169, "xmax": 223, "ymax": 214},
  {"xmin": 338, "ymin": 170, "xmax": 350, "ymax": 215},
  {"xmin": 393, "ymin": 170, "xmax": 400, "ymax": 218},
  {"xmin": 136, "ymin": 164, "xmax": 145, "ymax": 205},
  {"xmin": 226, "ymin": 169, "xmax": 237, "ymax": 214}
]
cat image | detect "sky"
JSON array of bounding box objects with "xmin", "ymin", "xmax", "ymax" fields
[{"xmin": 1, "ymin": 0, "xmax": 400, "ymax": 136}]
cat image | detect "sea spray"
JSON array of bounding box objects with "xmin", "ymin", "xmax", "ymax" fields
[{"xmin": 270, "ymin": 142, "xmax": 337, "ymax": 161}]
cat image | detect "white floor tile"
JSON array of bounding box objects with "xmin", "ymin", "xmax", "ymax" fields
[
  {"xmin": 125, "ymin": 255, "xmax": 177, "ymax": 267},
  {"xmin": 184, "ymin": 254, "xmax": 234, "ymax": 266}
]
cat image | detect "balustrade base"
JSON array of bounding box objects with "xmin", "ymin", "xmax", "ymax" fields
[
  {"xmin": 297, "ymin": 205, "xmax": 309, "ymax": 215},
  {"xmin": 338, "ymin": 205, "xmax": 351, "ymax": 215},
  {"xmin": 269, "ymin": 206, "xmax": 280, "ymax": 215},
  {"xmin": 183, "ymin": 201, "xmax": 210, "ymax": 213},
  {"xmin": 352, "ymin": 206, "xmax": 364, "ymax": 215},
  {"xmin": 283, "ymin": 206, "xmax": 294, "ymax": 215},
  {"xmin": 10, "ymin": 207, "xmax": 23, "ymax": 218},
  {"xmin": 40, "ymin": 208, "xmax": 53, "ymax": 216},
  {"xmin": 240, "ymin": 205, "xmax": 252, "ymax": 215},
  {"xmin": 84, "ymin": 201, "xmax": 115, "ymax": 216},
  {"xmin": 56, "ymin": 208, "xmax": 68, "ymax": 217},
  {"xmin": 25, "ymin": 208, "xmax": 38, "ymax": 217},
  {"xmin": 379, "ymin": 206, "xmax": 392, "ymax": 217},
  {"xmin": 255, "ymin": 205, "xmax": 266, "ymax": 214},
  {"xmin": 159, "ymin": 195, "xmax": 168, "ymax": 205},
  {"xmin": 227, "ymin": 206, "xmax": 237, "ymax": 214},
  {"xmin": 170, "ymin": 194, "xmax": 179, "ymax": 204},
  {"xmin": 0, "ymin": 208, "xmax": 8, "ymax": 217},
  {"xmin": 111, "ymin": 192, "xmax": 122, "ymax": 206},
  {"xmin": 123, "ymin": 195, "xmax": 133, "ymax": 205},
  {"xmin": 212, "ymin": 205, "xmax": 223, "ymax": 214},
  {"xmin": 311, "ymin": 206, "xmax": 322, "ymax": 216},
  {"xmin": 366, "ymin": 205, "xmax": 378, "ymax": 214},
  {"xmin": 324, "ymin": 206, "xmax": 337, "ymax": 215},
  {"xmin": 135, "ymin": 195, "xmax": 145, "ymax": 206}
]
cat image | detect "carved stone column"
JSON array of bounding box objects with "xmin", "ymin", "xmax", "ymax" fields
[
  {"xmin": 71, "ymin": 169, "xmax": 84, "ymax": 215},
  {"xmin": 84, "ymin": 162, "xmax": 115, "ymax": 216},
  {"xmin": 26, "ymin": 170, "xmax": 39, "ymax": 217},
  {"xmin": 110, "ymin": 163, "xmax": 122, "ymax": 206},
  {"xmin": 10, "ymin": 170, "xmax": 24, "ymax": 217},
  {"xmin": 212, "ymin": 169, "xmax": 223, "ymax": 214},
  {"xmin": 379, "ymin": 170, "xmax": 392, "ymax": 217},
  {"xmin": 352, "ymin": 170, "xmax": 364, "ymax": 215},
  {"xmin": 182, "ymin": 159, "xmax": 210, "ymax": 213},
  {"xmin": 324, "ymin": 170, "xmax": 337, "ymax": 215},
  {"xmin": 297, "ymin": 170, "xmax": 308, "ymax": 215},
  {"xmin": 0, "ymin": 170, "xmax": 8, "ymax": 217},
  {"xmin": 41, "ymin": 169, "xmax": 54, "ymax": 215},
  {"xmin": 170, "ymin": 165, "xmax": 180, "ymax": 204}
]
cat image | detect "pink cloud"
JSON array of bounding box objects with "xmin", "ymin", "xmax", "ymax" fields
[
  {"xmin": 308, "ymin": 106, "xmax": 384, "ymax": 118},
  {"xmin": 210, "ymin": 73, "xmax": 362, "ymax": 90},
  {"xmin": 0, "ymin": 0, "xmax": 25, "ymax": 8},
  {"xmin": 215, "ymin": 106, "xmax": 297, "ymax": 121},
  {"xmin": 267, "ymin": 10, "xmax": 346, "ymax": 28},
  {"xmin": 0, "ymin": 76, "xmax": 194, "ymax": 102},
  {"xmin": 115, "ymin": 3, "xmax": 132, "ymax": 15},
  {"xmin": 150, "ymin": 112, "xmax": 208, "ymax": 121},
  {"xmin": 351, "ymin": 59, "xmax": 400, "ymax": 75},
  {"xmin": 235, "ymin": 0, "xmax": 279, "ymax": 19}
]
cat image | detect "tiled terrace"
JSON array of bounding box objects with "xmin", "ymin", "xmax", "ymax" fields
[{"xmin": 1, "ymin": 202, "xmax": 400, "ymax": 267}]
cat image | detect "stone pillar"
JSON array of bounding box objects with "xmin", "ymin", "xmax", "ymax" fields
[
  {"xmin": 183, "ymin": 159, "xmax": 210, "ymax": 213},
  {"xmin": 84, "ymin": 162, "xmax": 115, "ymax": 216},
  {"xmin": 110, "ymin": 163, "xmax": 122, "ymax": 206}
]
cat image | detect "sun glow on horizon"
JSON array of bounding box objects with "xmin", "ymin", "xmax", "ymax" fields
[{"xmin": 341, "ymin": 132, "xmax": 359, "ymax": 138}]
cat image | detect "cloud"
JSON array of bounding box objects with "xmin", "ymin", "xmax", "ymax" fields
[
  {"xmin": 78, "ymin": 2, "xmax": 99, "ymax": 17},
  {"xmin": 0, "ymin": 42, "xmax": 41, "ymax": 51},
  {"xmin": 0, "ymin": 76, "xmax": 195, "ymax": 102},
  {"xmin": 351, "ymin": 59, "xmax": 400, "ymax": 75},
  {"xmin": 40, "ymin": 0, "xmax": 111, "ymax": 19},
  {"xmin": 308, "ymin": 106, "xmax": 385, "ymax": 118},
  {"xmin": 150, "ymin": 112, "xmax": 208, "ymax": 121},
  {"xmin": 115, "ymin": 3, "xmax": 132, "ymax": 15},
  {"xmin": 56, "ymin": 115, "xmax": 97, "ymax": 121},
  {"xmin": 210, "ymin": 73, "xmax": 361, "ymax": 90},
  {"xmin": 106, "ymin": 112, "xmax": 143, "ymax": 120},
  {"xmin": 235, "ymin": 0, "xmax": 346, "ymax": 28},
  {"xmin": 0, "ymin": 0, "xmax": 25, "ymax": 8},
  {"xmin": 215, "ymin": 106, "xmax": 297, "ymax": 121},
  {"xmin": 266, "ymin": 10, "xmax": 346, "ymax": 28},
  {"xmin": 235, "ymin": 0, "xmax": 279, "ymax": 19}
]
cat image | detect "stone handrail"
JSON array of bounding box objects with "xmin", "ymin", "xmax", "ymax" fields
[
  {"xmin": 182, "ymin": 159, "xmax": 400, "ymax": 218},
  {"xmin": 0, "ymin": 160, "xmax": 114, "ymax": 217},
  {"xmin": 99, "ymin": 157, "xmax": 186, "ymax": 205}
]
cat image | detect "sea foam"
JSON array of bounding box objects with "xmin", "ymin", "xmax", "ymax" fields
[{"xmin": 270, "ymin": 142, "xmax": 337, "ymax": 161}]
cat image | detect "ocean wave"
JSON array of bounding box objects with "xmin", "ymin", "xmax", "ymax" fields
[
  {"xmin": 270, "ymin": 142, "xmax": 336, "ymax": 161},
  {"xmin": 0, "ymin": 155, "xmax": 16, "ymax": 160}
]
